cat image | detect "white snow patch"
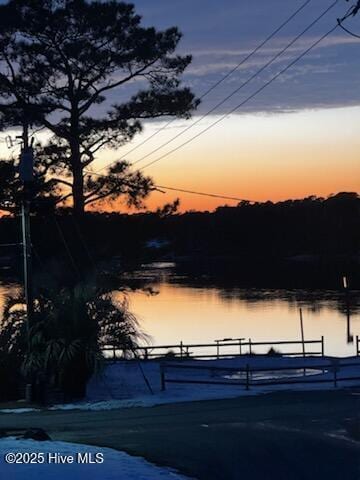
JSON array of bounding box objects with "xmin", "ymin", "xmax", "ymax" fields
[
  {"xmin": 0, "ymin": 438, "xmax": 189, "ymax": 479},
  {"xmin": 0, "ymin": 408, "xmax": 40, "ymax": 414},
  {"xmin": 1, "ymin": 356, "xmax": 359, "ymax": 414},
  {"xmin": 52, "ymin": 356, "xmax": 360, "ymax": 412}
]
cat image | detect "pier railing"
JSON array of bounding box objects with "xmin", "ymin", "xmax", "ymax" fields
[
  {"xmin": 102, "ymin": 337, "xmax": 325, "ymax": 361},
  {"xmin": 159, "ymin": 359, "xmax": 360, "ymax": 392}
]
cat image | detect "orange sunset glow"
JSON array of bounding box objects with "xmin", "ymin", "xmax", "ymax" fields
[
  {"xmin": 0, "ymin": 2, "xmax": 360, "ymax": 477},
  {"xmin": 89, "ymin": 106, "xmax": 360, "ymax": 212}
]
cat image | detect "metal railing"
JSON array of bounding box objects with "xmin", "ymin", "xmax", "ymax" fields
[
  {"xmin": 102, "ymin": 337, "xmax": 325, "ymax": 361},
  {"xmin": 160, "ymin": 359, "xmax": 360, "ymax": 392}
]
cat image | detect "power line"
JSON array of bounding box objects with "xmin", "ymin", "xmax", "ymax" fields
[
  {"xmin": 116, "ymin": 1, "xmax": 339, "ymax": 172},
  {"xmin": 0, "ymin": 243, "xmax": 22, "ymax": 248},
  {"xmin": 138, "ymin": 18, "xmax": 342, "ymax": 172},
  {"xmin": 82, "ymin": 170, "xmax": 257, "ymax": 203},
  {"xmin": 336, "ymin": 1, "xmax": 360, "ymax": 36},
  {"xmin": 82, "ymin": 168, "xmax": 255, "ymax": 204},
  {"xmin": 134, "ymin": 0, "xmax": 339, "ymax": 170},
  {"xmin": 155, "ymin": 185, "xmax": 254, "ymax": 203},
  {"xmin": 70, "ymin": 215, "xmax": 96, "ymax": 269},
  {"xmin": 83, "ymin": 2, "xmax": 353, "ymax": 214},
  {"xmin": 338, "ymin": 19, "xmax": 360, "ymax": 37},
  {"xmin": 31, "ymin": 244, "xmax": 48, "ymax": 272},
  {"xmin": 53, "ymin": 215, "xmax": 81, "ymax": 279},
  {"xmin": 84, "ymin": 11, "xmax": 343, "ymax": 207},
  {"xmin": 93, "ymin": 0, "xmax": 313, "ymax": 174}
]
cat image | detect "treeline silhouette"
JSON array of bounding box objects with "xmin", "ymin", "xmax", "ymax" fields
[{"xmin": 0, "ymin": 192, "xmax": 359, "ymax": 288}]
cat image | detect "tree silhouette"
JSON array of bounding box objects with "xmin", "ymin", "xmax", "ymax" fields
[
  {"xmin": 0, "ymin": 0, "xmax": 199, "ymax": 215},
  {"xmin": 0, "ymin": 279, "xmax": 148, "ymax": 400},
  {"xmin": 0, "ymin": 148, "xmax": 66, "ymax": 214}
]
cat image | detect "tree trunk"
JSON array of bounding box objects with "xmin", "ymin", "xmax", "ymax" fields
[
  {"xmin": 72, "ymin": 163, "xmax": 85, "ymax": 216},
  {"xmin": 70, "ymin": 110, "xmax": 85, "ymax": 216}
]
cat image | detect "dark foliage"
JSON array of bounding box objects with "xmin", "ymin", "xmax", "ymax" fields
[
  {"xmin": 1, "ymin": 192, "xmax": 358, "ymax": 288},
  {"xmin": 0, "ymin": 0, "xmax": 199, "ymax": 214},
  {"xmin": 0, "ymin": 279, "xmax": 147, "ymax": 401},
  {"xmin": 0, "ymin": 156, "xmax": 61, "ymax": 214}
]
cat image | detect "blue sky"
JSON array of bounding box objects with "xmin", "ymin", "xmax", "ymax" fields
[
  {"xmin": 1, "ymin": 0, "xmax": 358, "ymax": 114},
  {"xmin": 1, "ymin": 0, "xmax": 359, "ymax": 210},
  {"xmin": 131, "ymin": 0, "xmax": 360, "ymax": 114}
]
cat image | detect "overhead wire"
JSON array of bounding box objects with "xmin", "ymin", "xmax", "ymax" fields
[
  {"xmin": 337, "ymin": 19, "xmax": 360, "ymax": 37},
  {"xmin": 53, "ymin": 215, "xmax": 81, "ymax": 279},
  {"xmin": 84, "ymin": 4, "xmax": 347, "ymax": 208},
  {"xmin": 70, "ymin": 215, "xmax": 96, "ymax": 270},
  {"xmin": 337, "ymin": 1, "xmax": 360, "ymax": 37},
  {"xmin": 138, "ymin": 10, "xmax": 344, "ymax": 171},
  {"xmin": 0, "ymin": 242, "xmax": 22, "ymax": 248},
  {"xmin": 155, "ymin": 185, "xmax": 254, "ymax": 203},
  {"xmin": 71, "ymin": 3, "xmax": 355, "ymax": 209},
  {"xmin": 134, "ymin": 1, "xmax": 340, "ymax": 169},
  {"xmin": 92, "ymin": 0, "xmax": 313, "ymax": 174}
]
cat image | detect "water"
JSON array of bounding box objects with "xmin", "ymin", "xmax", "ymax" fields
[
  {"xmin": 223, "ymin": 369, "xmax": 323, "ymax": 381},
  {"xmin": 126, "ymin": 263, "xmax": 360, "ymax": 358},
  {"xmin": 1, "ymin": 262, "xmax": 359, "ymax": 358}
]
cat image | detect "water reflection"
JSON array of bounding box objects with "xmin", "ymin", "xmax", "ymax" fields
[
  {"xmin": 126, "ymin": 263, "xmax": 360, "ymax": 358},
  {"xmin": 1, "ymin": 263, "xmax": 359, "ymax": 358}
]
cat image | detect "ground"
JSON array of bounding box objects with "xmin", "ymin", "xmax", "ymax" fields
[
  {"xmin": 0, "ymin": 438, "xmax": 188, "ymax": 479},
  {"xmin": 0, "ymin": 389, "xmax": 359, "ymax": 479}
]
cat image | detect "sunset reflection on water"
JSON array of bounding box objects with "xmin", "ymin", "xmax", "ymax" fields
[{"xmin": 126, "ymin": 274, "xmax": 360, "ymax": 358}]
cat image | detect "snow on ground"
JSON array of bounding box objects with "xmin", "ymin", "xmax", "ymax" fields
[
  {"xmin": 0, "ymin": 408, "xmax": 40, "ymax": 414},
  {"xmin": 54, "ymin": 355, "xmax": 360, "ymax": 411},
  {"xmin": 0, "ymin": 438, "xmax": 189, "ymax": 479},
  {"xmin": 1, "ymin": 356, "xmax": 360, "ymax": 413}
]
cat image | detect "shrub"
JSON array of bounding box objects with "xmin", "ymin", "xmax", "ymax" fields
[
  {"xmin": 267, "ymin": 347, "xmax": 282, "ymax": 356},
  {"xmin": 0, "ymin": 281, "xmax": 146, "ymax": 402}
]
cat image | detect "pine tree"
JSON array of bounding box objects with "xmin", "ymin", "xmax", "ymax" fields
[{"xmin": 0, "ymin": 0, "xmax": 199, "ymax": 215}]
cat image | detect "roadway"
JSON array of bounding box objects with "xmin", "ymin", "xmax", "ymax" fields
[{"xmin": 0, "ymin": 390, "xmax": 359, "ymax": 479}]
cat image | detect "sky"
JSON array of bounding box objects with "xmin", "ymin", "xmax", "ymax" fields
[
  {"xmin": 107, "ymin": 0, "xmax": 360, "ymax": 211},
  {"xmin": 1, "ymin": 0, "xmax": 360, "ymax": 212}
]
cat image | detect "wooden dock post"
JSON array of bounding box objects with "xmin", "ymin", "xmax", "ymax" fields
[
  {"xmin": 332, "ymin": 359, "xmax": 339, "ymax": 388},
  {"xmin": 299, "ymin": 308, "xmax": 306, "ymax": 376},
  {"xmin": 299, "ymin": 308, "xmax": 306, "ymax": 358},
  {"xmin": 321, "ymin": 336, "xmax": 324, "ymax": 357},
  {"xmin": 334, "ymin": 368, "xmax": 338, "ymax": 388},
  {"xmin": 246, "ymin": 364, "xmax": 250, "ymax": 390},
  {"xmin": 248, "ymin": 338, "xmax": 252, "ymax": 355},
  {"xmin": 160, "ymin": 366, "xmax": 166, "ymax": 391}
]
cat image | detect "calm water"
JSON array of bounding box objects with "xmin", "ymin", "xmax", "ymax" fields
[
  {"xmin": 1, "ymin": 262, "xmax": 359, "ymax": 358},
  {"xmin": 126, "ymin": 263, "xmax": 360, "ymax": 358}
]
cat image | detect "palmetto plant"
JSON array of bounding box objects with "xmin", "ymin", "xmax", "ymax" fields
[{"xmin": 0, "ymin": 280, "xmax": 146, "ymax": 400}]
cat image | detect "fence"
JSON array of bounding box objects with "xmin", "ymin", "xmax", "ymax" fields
[
  {"xmin": 159, "ymin": 359, "xmax": 360, "ymax": 392},
  {"xmin": 102, "ymin": 337, "xmax": 325, "ymax": 361}
]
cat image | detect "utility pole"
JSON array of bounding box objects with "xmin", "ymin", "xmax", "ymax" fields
[
  {"xmin": 299, "ymin": 308, "xmax": 307, "ymax": 377},
  {"xmin": 19, "ymin": 120, "xmax": 35, "ymax": 403},
  {"xmin": 19, "ymin": 121, "xmax": 34, "ymax": 339},
  {"xmin": 343, "ymin": 276, "xmax": 353, "ymax": 344},
  {"xmin": 299, "ymin": 308, "xmax": 305, "ymax": 358}
]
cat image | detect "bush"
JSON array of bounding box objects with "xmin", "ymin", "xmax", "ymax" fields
[
  {"xmin": 267, "ymin": 347, "xmax": 282, "ymax": 356},
  {"xmin": 0, "ymin": 280, "xmax": 146, "ymax": 402}
]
